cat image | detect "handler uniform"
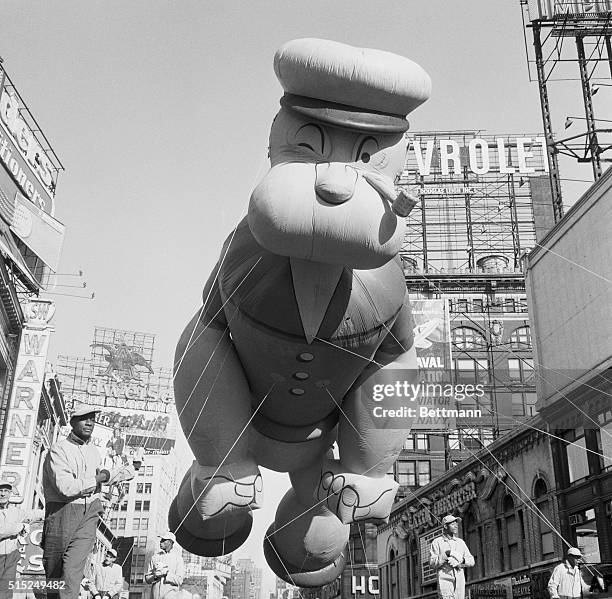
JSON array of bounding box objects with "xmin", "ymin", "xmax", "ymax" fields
[
  {"xmin": 548, "ymin": 559, "xmax": 591, "ymax": 599},
  {"xmin": 42, "ymin": 431, "xmax": 104, "ymax": 599},
  {"xmin": 429, "ymin": 533, "xmax": 475, "ymax": 599},
  {"xmin": 146, "ymin": 543, "xmax": 184, "ymax": 599},
  {"xmin": 93, "ymin": 554, "xmax": 124, "ymax": 599}
]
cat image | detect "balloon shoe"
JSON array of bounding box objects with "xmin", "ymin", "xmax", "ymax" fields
[
  {"xmin": 190, "ymin": 459, "xmax": 263, "ymax": 518},
  {"xmin": 262, "ymin": 489, "xmax": 349, "ymax": 587},
  {"xmin": 315, "ymin": 461, "xmax": 399, "ymax": 524}
]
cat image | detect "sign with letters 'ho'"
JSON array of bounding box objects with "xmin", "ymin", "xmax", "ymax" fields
[{"xmin": 0, "ymin": 299, "xmax": 54, "ymax": 502}]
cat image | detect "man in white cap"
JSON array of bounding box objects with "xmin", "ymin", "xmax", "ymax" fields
[
  {"xmin": 548, "ymin": 547, "xmax": 592, "ymax": 599},
  {"xmin": 42, "ymin": 404, "xmax": 134, "ymax": 599},
  {"xmin": 145, "ymin": 531, "xmax": 184, "ymax": 599},
  {"xmin": 0, "ymin": 480, "xmax": 45, "ymax": 598},
  {"xmin": 429, "ymin": 515, "xmax": 475, "ymax": 599},
  {"xmin": 91, "ymin": 547, "xmax": 124, "ymax": 599}
]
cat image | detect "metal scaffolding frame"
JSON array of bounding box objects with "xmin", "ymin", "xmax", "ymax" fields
[{"xmin": 522, "ymin": 0, "xmax": 612, "ymax": 220}]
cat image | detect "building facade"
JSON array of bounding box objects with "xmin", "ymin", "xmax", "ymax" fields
[
  {"xmin": 182, "ymin": 555, "xmax": 232, "ymax": 599},
  {"xmin": 526, "ymin": 167, "xmax": 612, "ymax": 577},
  {"xmin": 230, "ymin": 558, "xmax": 263, "ymax": 599},
  {"xmin": 378, "ymin": 415, "xmax": 563, "ymax": 599}
]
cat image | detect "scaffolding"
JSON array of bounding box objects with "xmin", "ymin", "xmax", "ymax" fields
[
  {"xmin": 398, "ymin": 131, "xmax": 552, "ymax": 274},
  {"xmin": 521, "ymin": 0, "xmax": 612, "ymax": 220}
]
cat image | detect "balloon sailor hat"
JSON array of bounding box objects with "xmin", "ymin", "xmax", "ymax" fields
[{"xmin": 274, "ymin": 38, "xmax": 431, "ymax": 133}]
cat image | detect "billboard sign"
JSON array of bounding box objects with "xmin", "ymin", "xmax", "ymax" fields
[
  {"xmin": 409, "ymin": 136, "xmax": 548, "ymax": 177},
  {"xmin": 528, "ymin": 0, "xmax": 612, "ymax": 20},
  {"xmin": 0, "ymin": 83, "xmax": 56, "ymax": 215},
  {"xmin": 0, "ymin": 300, "xmax": 54, "ymax": 502},
  {"xmin": 17, "ymin": 521, "xmax": 44, "ymax": 576},
  {"xmin": 57, "ymin": 328, "xmax": 177, "ymax": 455},
  {"xmin": 411, "ymin": 298, "xmax": 456, "ymax": 431}
]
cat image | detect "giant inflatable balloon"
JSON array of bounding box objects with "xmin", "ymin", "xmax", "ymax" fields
[{"xmin": 168, "ymin": 38, "xmax": 431, "ymax": 587}]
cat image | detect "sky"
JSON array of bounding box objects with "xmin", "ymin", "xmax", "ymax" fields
[{"xmin": 0, "ymin": 0, "xmax": 606, "ymax": 592}]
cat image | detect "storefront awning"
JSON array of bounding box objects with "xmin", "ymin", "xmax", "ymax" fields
[{"xmin": 0, "ymin": 218, "xmax": 40, "ymax": 292}]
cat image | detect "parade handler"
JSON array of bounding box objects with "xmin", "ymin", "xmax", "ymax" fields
[
  {"xmin": 0, "ymin": 480, "xmax": 45, "ymax": 598},
  {"xmin": 430, "ymin": 515, "xmax": 475, "ymax": 599},
  {"xmin": 91, "ymin": 547, "xmax": 124, "ymax": 599},
  {"xmin": 145, "ymin": 532, "xmax": 184, "ymax": 599},
  {"xmin": 42, "ymin": 404, "xmax": 134, "ymax": 598},
  {"xmin": 548, "ymin": 547, "xmax": 592, "ymax": 599}
]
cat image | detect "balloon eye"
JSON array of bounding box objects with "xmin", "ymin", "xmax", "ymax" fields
[{"xmin": 361, "ymin": 152, "xmax": 371, "ymax": 163}]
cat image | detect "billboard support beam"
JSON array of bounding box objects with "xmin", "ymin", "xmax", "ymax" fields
[
  {"xmin": 576, "ymin": 36, "xmax": 603, "ymax": 179},
  {"xmin": 532, "ymin": 22, "xmax": 564, "ymax": 222}
]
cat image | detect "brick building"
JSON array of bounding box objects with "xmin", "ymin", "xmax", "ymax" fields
[{"xmin": 378, "ymin": 414, "xmax": 563, "ymax": 599}]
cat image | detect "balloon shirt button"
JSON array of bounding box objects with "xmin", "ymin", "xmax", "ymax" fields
[
  {"xmin": 290, "ymin": 387, "xmax": 305, "ymax": 396},
  {"xmin": 293, "ymin": 372, "xmax": 310, "ymax": 380},
  {"xmin": 297, "ymin": 352, "xmax": 314, "ymax": 362}
]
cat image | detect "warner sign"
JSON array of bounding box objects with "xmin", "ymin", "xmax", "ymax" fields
[{"xmin": 0, "ymin": 300, "xmax": 54, "ymax": 502}]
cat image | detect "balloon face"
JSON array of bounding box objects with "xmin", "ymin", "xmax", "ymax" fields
[{"xmin": 247, "ymin": 109, "xmax": 408, "ymax": 269}]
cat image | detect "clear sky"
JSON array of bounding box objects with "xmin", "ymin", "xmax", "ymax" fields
[{"xmin": 0, "ymin": 0, "xmax": 603, "ymax": 592}]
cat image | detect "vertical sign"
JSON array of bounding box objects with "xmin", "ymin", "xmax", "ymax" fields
[{"xmin": 0, "ymin": 299, "xmax": 54, "ymax": 502}]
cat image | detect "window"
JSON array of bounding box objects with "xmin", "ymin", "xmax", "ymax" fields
[
  {"xmin": 143, "ymin": 500, "xmax": 150, "ymax": 511},
  {"xmin": 118, "ymin": 518, "xmax": 126, "ymax": 531},
  {"xmin": 456, "ymin": 359, "xmax": 489, "ymax": 384},
  {"xmin": 503, "ymin": 495, "xmax": 522, "ymax": 569},
  {"xmin": 136, "ymin": 483, "xmax": 144, "ymax": 494},
  {"xmin": 415, "ymin": 434, "xmax": 428, "ymax": 450},
  {"xmin": 534, "ymin": 479, "xmax": 554, "ymax": 560},
  {"xmin": 503, "ymin": 299, "xmax": 515, "ymax": 313},
  {"xmin": 453, "ymin": 327, "xmax": 487, "ymax": 350},
  {"xmin": 510, "ymin": 326, "xmax": 532, "ymax": 349},
  {"xmin": 396, "ymin": 461, "xmax": 416, "ymax": 486},
  {"xmin": 110, "ymin": 518, "xmax": 117, "ymax": 529},
  {"xmin": 570, "ymin": 508, "xmax": 601, "ymax": 563},
  {"xmin": 133, "ymin": 518, "xmax": 140, "ymax": 530},
  {"xmin": 472, "ymin": 299, "xmax": 484, "ymax": 313},
  {"xmin": 144, "ymin": 483, "xmax": 152, "ymax": 494},
  {"xmin": 139, "ymin": 536, "xmax": 147, "ymax": 548},
  {"xmin": 417, "ymin": 461, "xmax": 430, "ymax": 486},
  {"xmin": 403, "ymin": 434, "xmax": 429, "ymax": 451},
  {"xmin": 120, "ymin": 501, "xmax": 128, "ymax": 512},
  {"xmin": 140, "ymin": 518, "xmax": 149, "ymax": 531},
  {"xmin": 137, "ymin": 555, "xmax": 146, "ymax": 568},
  {"xmin": 145, "ymin": 466, "xmax": 154, "ymax": 476},
  {"xmin": 597, "ymin": 415, "xmax": 612, "ymax": 471},
  {"xmin": 512, "ymin": 393, "xmax": 538, "ymax": 417},
  {"xmin": 563, "ymin": 428, "xmax": 590, "ymax": 483},
  {"xmin": 135, "ymin": 501, "xmax": 142, "ymax": 511},
  {"xmin": 508, "ymin": 358, "xmax": 534, "ymax": 382}
]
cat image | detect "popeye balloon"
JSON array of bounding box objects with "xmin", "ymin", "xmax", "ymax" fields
[{"xmin": 169, "ymin": 38, "xmax": 431, "ymax": 587}]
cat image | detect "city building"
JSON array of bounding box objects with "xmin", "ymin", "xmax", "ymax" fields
[
  {"xmin": 0, "ymin": 59, "xmax": 65, "ymax": 500},
  {"xmin": 302, "ymin": 523, "xmax": 379, "ymax": 599},
  {"xmin": 378, "ymin": 414, "xmax": 563, "ymax": 599},
  {"xmin": 526, "ymin": 167, "xmax": 612, "ymax": 570},
  {"xmin": 182, "ymin": 554, "xmax": 232, "ymax": 599},
  {"xmin": 392, "ymin": 130, "xmax": 554, "ymax": 495},
  {"xmin": 230, "ymin": 558, "xmax": 263, "ymax": 599}
]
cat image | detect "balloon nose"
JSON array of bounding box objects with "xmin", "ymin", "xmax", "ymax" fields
[{"xmin": 315, "ymin": 163, "xmax": 357, "ymax": 204}]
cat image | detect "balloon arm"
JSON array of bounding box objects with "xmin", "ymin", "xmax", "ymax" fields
[{"xmin": 174, "ymin": 311, "xmax": 254, "ymax": 466}]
